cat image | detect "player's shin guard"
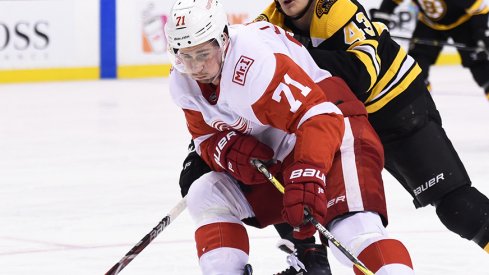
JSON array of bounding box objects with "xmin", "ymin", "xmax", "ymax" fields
[
  {"xmin": 328, "ymin": 212, "xmax": 414, "ymax": 275},
  {"xmin": 195, "ymin": 222, "xmax": 250, "ymax": 274},
  {"xmin": 355, "ymin": 239, "xmax": 413, "ymax": 275},
  {"xmin": 435, "ymin": 185, "xmax": 489, "ymax": 252}
]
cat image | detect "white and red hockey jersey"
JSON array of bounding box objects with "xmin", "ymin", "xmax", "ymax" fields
[{"xmin": 169, "ymin": 21, "xmax": 345, "ymax": 173}]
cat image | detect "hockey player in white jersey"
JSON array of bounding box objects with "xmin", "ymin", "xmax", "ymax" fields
[{"xmin": 165, "ymin": 0, "xmax": 415, "ymax": 274}]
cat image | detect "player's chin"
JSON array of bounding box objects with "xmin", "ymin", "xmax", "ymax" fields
[
  {"xmin": 193, "ymin": 74, "xmax": 220, "ymax": 84},
  {"xmin": 194, "ymin": 77, "xmax": 213, "ymax": 83},
  {"xmin": 190, "ymin": 74, "xmax": 210, "ymax": 83},
  {"xmin": 191, "ymin": 75, "xmax": 208, "ymax": 83},
  {"xmin": 282, "ymin": 1, "xmax": 301, "ymax": 15}
]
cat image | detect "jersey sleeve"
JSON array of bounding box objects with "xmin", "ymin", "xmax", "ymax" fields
[
  {"xmin": 182, "ymin": 108, "xmax": 230, "ymax": 172},
  {"xmin": 169, "ymin": 71, "xmax": 226, "ymax": 172},
  {"xmin": 250, "ymin": 53, "xmax": 345, "ymax": 172}
]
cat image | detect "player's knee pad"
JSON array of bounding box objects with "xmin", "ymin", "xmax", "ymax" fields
[
  {"xmin": 186, "ymin": 172, "xmax": 254, "ymax": 226},
  {"xmin": 196, "ymin": 222, "xmax": 250, "ymax": 274},
  {"xmin": 383, "ymin": 118, "xmax": 471, "ymax": 207},
  {"xmin": 436, "ymin": 185, "xmax": 489, "ymax": 248},
  {"xmin": 328, "ymin": 212, "xmax": 413, "ymax": 274},
  {"xmin": 328, "ymin": 212, "xmax": 387, "ymax": 266}
]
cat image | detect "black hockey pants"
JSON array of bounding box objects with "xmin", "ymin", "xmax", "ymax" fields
[{"xmin": 369, "ymin": 90, "xmax": 471, "ymax": 207}]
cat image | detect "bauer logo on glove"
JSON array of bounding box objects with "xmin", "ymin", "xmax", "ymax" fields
[
  {"xmin": 213, "ymin": 130, "xmax": 238, "ymax": 169},
  {"xmin": 289, "ymin": 168, "xmax": 326, "ymax": 186}
]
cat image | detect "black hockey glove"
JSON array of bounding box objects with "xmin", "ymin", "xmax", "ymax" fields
[
  {"xmin": 470, "ymin": 40, "xmax": 489, "ymax": 62},
  {"xmin": 179, "ymin": 140, "xmax": 211, "ymax": 197}
]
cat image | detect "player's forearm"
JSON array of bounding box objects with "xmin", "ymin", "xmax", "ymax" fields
[{"xmin": 292, "ymin": 113, "xmax": 344, "ymax": 172}]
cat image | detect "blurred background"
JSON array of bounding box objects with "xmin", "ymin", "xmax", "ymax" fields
[{"xmin": 0, "ymin": 0, "xmax": 458, "ymax": 84}]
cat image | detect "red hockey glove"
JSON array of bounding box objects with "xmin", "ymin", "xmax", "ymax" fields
[
  {"xmin": 211, "ymin": 130, "xmax": 278, "ymax": 185},
  {"xmin": 282, "ymin": 162, "xmax": 327, "ymax": 239}
]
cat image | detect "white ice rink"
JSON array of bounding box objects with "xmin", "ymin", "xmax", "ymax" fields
[{"xmin": 1, "ymin": 65, "xmax": 488, "ymax": 275}]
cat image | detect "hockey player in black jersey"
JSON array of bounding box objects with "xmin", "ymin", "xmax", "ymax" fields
[
  {"xmin": 257, "ymin": 0, "xmax": 489, "ymax": 256},
  {"xmin": 259, "ymin": 0, "xmax": 489, "ymax": 261},
  {"xmin": 371, "ymin": 0, "xmax": 489, "ymax": 99}
]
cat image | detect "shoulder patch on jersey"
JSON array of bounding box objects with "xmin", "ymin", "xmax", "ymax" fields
[
  {"xmin": 316, "ymin": 0, "xmax": 337, "ymax": 17},
  {"xmin": 254, "ymin": 14, "xmax": 269, "ymax": 22},
  {"xmin": 233, "ymin": 55, "xmax": 254, "ymax": 86}
]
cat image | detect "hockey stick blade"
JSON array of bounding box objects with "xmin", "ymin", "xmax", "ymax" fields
[
  {"xmin": 251, "ymin": 159, "xmax": 374, "ymax": 275},
  {"xmin": 105, "ymin": 198, "xmax": 187, "ymax": 275}
]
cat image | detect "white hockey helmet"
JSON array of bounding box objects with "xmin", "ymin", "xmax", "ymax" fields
[{"xmin": 165, "ymin": 0, "xmax": 228, "ymax": 52}]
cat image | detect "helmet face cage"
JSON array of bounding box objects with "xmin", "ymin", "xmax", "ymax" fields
[
  {"xmin": 165, "ymin": 0, "xmax": 228, "ymax": 72},
  {"xmin": 169, "ymin": 39, "xmax": 224, "ymax": 74}
]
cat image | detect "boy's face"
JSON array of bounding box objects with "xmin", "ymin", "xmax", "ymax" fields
[
  {"xmin": 277, "ymin": 0, "xmax": 311, "ymax": 17},
  {"xmin": 176, "ymin": 40, "xmax": 223, "ymax": 84}
]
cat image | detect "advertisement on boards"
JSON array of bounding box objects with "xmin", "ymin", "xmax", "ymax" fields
[
  {"xmin": 117, "ymin": 0, "xmax": 270, "ymax": 67},
  {"xmin": 141, "ymin": 4, "xmax": 167, "ymax": 55},
  {"xmin": 0, "ymin": 0, "xmax": 79, "ymax": 70},
  {"xmin": 117, "ymin": 0, "xmax": 419, "ymax": 67}
]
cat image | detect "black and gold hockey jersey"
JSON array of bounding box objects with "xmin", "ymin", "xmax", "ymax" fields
[
  {"xmin": 257, "ymin": 0, "xmax": 422, "ymax": 114},
  {"xmin": 380, "ymin": 0, "xmax": 489, "ymax": 30}
]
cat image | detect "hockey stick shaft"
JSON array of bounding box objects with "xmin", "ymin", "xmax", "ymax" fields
[
  {"xmin": 390, "ymin": 35, "xmax": 480, "ymax": 51},
  {"xmin": 105, "ymin": 197, "xmax": 187, "ymax": 275},
  {"xmin": 251, "ymin": 159, "xmax": 374, "ymax": 275}
]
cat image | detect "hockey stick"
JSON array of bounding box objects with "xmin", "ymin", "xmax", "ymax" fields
[
  {"xmin": 251, "ymin": 159, "xmax": 374, "ymax": 275},
  {"xmin": 390, "ymin": 34, "xmax": 481, "ymax": 51},
  {"xmin": 105, "ymin": 197, "xmax": 187, "ymax": 275}
]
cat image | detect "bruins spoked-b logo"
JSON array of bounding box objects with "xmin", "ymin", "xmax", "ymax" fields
[{"xmin": 316, "ymin": 0, "xmax": 337, "ymax": 17}]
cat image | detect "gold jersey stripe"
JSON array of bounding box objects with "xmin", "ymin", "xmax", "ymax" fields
[
  {"xmin": 368, "ymin": 48, "xmax": 407, "ymax": 102},
  {"xmin": 366, "ymin": 63, "xmax": 422, "ymax": 113},
  {"xmin": 349, "ymin": 48, "xmax": 378, "ymax": 91}
]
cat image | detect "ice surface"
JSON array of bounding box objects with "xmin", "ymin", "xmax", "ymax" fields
[{"xmin": 0, "ymin": 66, "xmax": 488, "ymax": 274}]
